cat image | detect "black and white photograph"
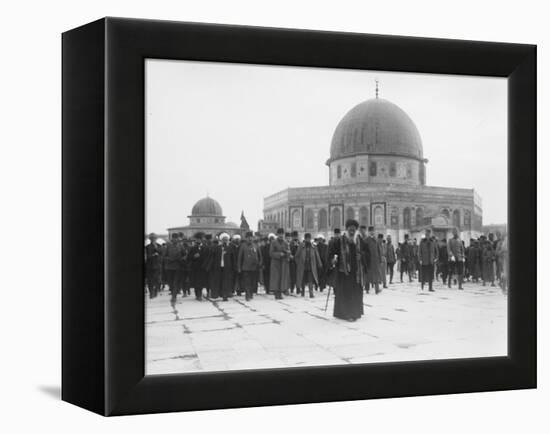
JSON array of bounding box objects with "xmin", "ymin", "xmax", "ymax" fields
[{"xmin": 144, "ymin": 60, "xmax": 508, "ymax": 375}]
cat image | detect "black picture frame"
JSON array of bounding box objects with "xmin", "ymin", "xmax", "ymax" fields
[{"xmin": 62, "ymin": 17, "xmax": 536, "ymax": 416}]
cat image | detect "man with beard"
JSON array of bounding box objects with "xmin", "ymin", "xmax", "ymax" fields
[
  {"xmin": 238, "ymin": 231, "xmax": 262, "ymax": 301},
  {"xmin": 316, "ymin": 234, "xmax": 329, "ymax": 292},
  {"xmin": 386, "ymin": 235, "xmax": 396, "ymax": 284},
  {"xmin": 163, "ymin": 233, "xmax": 185, "ymax": 308},
  {"xmin": 295, "ymin": 233, "xmax": 323, "ymax": 298},
  {"xmin": 288, "ymin": 231, "xmax": 300, "ymax": 294},
  {"xmin": 447, "ymin": 227, "xmax": 465, "ymax": 290},
  {"xmin": 330, "ymin": 219, "xmax": 366, "ymax": 322},
  {"xmin": 209, "ymin": 233, "xmax": 237, "ymax": 301},
  {"xmin": 189, "ymin": 233, "xmax": 208, "ymax": 300},
  {"xmin": 418, "ymin": 229, "xmax": 438, "ymax": 291},
  {"xmin": 400, "ymin": 234, "xmax": 413, "ymax": 283},
  {"xmin": 270, "ymin": 228, "xmax": 291, "ymax": 299},
  {"xmin": 145, "ymin": 233, "xmax": 162, "ymax": 299}
]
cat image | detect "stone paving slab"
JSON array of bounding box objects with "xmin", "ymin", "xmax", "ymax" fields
[{"xmin": 146, "ymin": 279, "xmax": 507, "ymax": 375}]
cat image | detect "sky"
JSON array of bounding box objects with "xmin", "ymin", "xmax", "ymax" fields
[{"xmin": 145, "ymin": 59, "xmax": 507, "ymax": 234}]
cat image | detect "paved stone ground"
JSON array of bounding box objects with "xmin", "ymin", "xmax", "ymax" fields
[{"xmin": 146, "ymin": 279, "xmax": 507, "ymax": 375}]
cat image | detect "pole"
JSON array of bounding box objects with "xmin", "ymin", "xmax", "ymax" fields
[{"xmin": 324, "ymin": 286, "xmax": 332, "ymax": 313}]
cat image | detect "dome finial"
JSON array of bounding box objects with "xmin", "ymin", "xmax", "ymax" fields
[{"xmin": 375, "ymin": 78, "xmax": 379, "ymax": 99}]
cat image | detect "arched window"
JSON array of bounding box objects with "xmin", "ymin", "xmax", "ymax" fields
[
  {"xmin": 318, "ymin": 208, "xmax": 328, "ymax": 230},
  {"xmin": 351, "ymin": 162, "xmax": 357, "ymax": 177},
  {"xmin": 464, "ymin": 210, "xmax": 471, "ymax": 227},
  {"xmin": 416, "ymin": 208, "xmax": 424, "ymax": 227},
  {"xmin": 331, "ymin": 207, "xmax": 341, "ymax": 230},
  {"xmin": 346, "ymin": 207, "xmax": 355, "ymax": 222},
  {"xmin": 337, "ymin": 165, "xmax": 342, "ymax": 179},
  {"xmin": 374, "ymin": 206, "xmax": 384, "ymax": 227},
  {"xmin": 453, "ymin": 209, "xmax": 461, "ymax": 228},
  {"xmin": 403, "ymin": 207, "xmax": 411, "ymax": 229},
  {"xmin": 305, "ymin": 208, "xmax": 314, "ymax": 230},
  {"xmin": 292, "ymin": 209, "xmax": 301, "ymax": 229},
  {"xmin": 359, "ymin": 206, "xmax": 369, "ymax": 227},
  {"xmin": 389, "ymin": 161, "xmax": 396, "ymax": 177},
  {"xmin": 369, "ymin": 161, "xmax": 377, "ymax": 176},
  {"xmin": 441, "ymin": 208, "xmax": 450, "ymax": 219}
]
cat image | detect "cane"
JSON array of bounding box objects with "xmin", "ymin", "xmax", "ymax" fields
[{"xmin": 324, "ymin": 285, "xmax": 332, "ymax": 312}]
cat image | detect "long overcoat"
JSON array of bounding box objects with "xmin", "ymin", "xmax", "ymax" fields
[
  {"xmin": 364, "ymin": 236, "xmax": 381, "ymax": 284},
  {"xmin": 269, "ymin": 238, "xmax": 291, "ymax": 292},
  {"xmin": 295, "ymin": 242, "xmax": 322, "ymax": 288}
]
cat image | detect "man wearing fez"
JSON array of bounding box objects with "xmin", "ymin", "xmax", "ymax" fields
[
  {"xmin": 238, "ymin": 231, "xmax": 262, "ymax": 301},
  {"xmin": 145, "ymin": 233, "xmax": 162, "ymax": 299},
  {"xmin": 295, "ymin": 233, "xmax": 323, "ymax": 298},
  {"xmin": 316, "ymin": 234, "xmax": 329, "ymax": 292},
  {"xmin": 447, "ymin": 227, "xmax": 465, "ymax": 290},
  {"xmin": 288, "ymin": 230, "xmax": 300, "ymax": 294},
  {"xmin": 189, "ymin": 232, "xmax": 208, "ymax": 301},
  {"xmin": 377, "ymin": 234, "xmax": 388, "ymax": 289},
  {"xmin": 386, "ymin": 235, "xmax": 396, "ymax": 284},
  {"xmin": 270, "ymin": 228, "xmax": 291, "ymax": 299},
  {"xmin": 329, "ymin": 219, "xmax": 366, "ymax": 321},
  {"xmin": 400, "ymin": 234, "xmax": 413, "ymax": 283},
  {"xmin": 163, "ymin": 232, "xmax": 185, "ymax": 308},
  {"xmin": 418, "ymin": 229, "xmax": 438, "ymax": 291},
  {"xmin": 262, "ymin": 233, "xmax": 275, "ymax": 294}
]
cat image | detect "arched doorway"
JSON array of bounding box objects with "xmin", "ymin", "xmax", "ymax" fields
[
  {"xmin": 305, "ymin": 208, "xmax": 314, "ymax": 230},
  {"xmin": 359, "ymin": 206, "xmax": 369, "ymax": 227},
  {"xmin": 331, "ymin": 207, "xmax": 341, "ymax": 230},
  {"xmin": 403, "ymin": 207, "xmax": 411, "ymax": 229},
  {"xmin": 346, "ymin": 207, "xmax": 355, "ymax": 222},
  {"xmin": 318, "ymin": 208, "xmax": 328, "ymax": 230}
]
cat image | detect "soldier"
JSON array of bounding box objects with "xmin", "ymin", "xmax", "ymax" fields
[
  {"xmin": 289, "ymin": 230, "xmax": 300, "ymax": 294},
  {"xmin": 377, "ymin": 234, "xmax": 388, "ymax": 289},
  {"xmin": 145, "ymin": 233, "xmax": 162, "ymax": 299},
  {"xmin": 400, "ymin": 234, "xmax": 413, "ymax": 283},
  {"xmin": 386, "ymin": 235, "xmax": 396, "ymax": 284},
  {"xmin": 447, "ymin": 228, "xmax": 465, "ymax": 290},
  {"xmin": 418, "ymin": 229, "xmax": 438, "ymax": 291},
  {"xmin": 163, "ymin": 233, "xmax": 184, "ymax": 307},
  {"xmin": 295, "ymin": 233, "xmax": 322, "ymax": 298},
  {"xmin": 238, "ymin": 231, "xmax": 262, "ymax": 301}
]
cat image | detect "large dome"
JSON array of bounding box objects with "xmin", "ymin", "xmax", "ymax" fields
[
  {"xmin": 329, "ymin": 98, "xmax": 423, "ymax": 162},
  {"xmin": 191, "ymin": 197, "xmax": 223, "ymax": 216}
]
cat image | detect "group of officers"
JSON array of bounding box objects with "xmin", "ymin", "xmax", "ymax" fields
[{"xmin": 145, "ymin": 219, "xmax": 508, "ymax": 322}]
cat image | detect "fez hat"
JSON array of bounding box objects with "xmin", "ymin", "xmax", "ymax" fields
[
  {"xmin": 304, "ymin": 233, "xmax": 312, "ymax": 239},
  {"xmin": 334, "ymin": 228, "xmax": 341, "ymax": 234},
  {"xmin": 291, "ymin": 230, "xmax": 299, "ymax": 237},
  {"xmin": 404, "ymin": 234, "xmax": 409, "ymax": 239},
  {"xmin": 367, "ymin": 226, "xmax": 374, "ymax": 232},
  {"xmin": 170, "ymin": 233, "xmax": 178, "ymax": 240},
  {"xmin": 245, "ymin": 231, "xmax": 253, "ymax": 237},
  {"xmin": 205, "ymin": 234, "xmax": 213, "ymax": 240},
  {"xmin": 345, "ymin": 219, "xmax": 359, "ymax": 229},
  {"xmin": 377, "ymin": 233, "xmax": 383, "ymax": 239},
  {"xmin": 276, "ymin": 228, "xmax": 284, "ymax": 235},
  {"xmin": 285, "ymin": 232, "xmax": 291, "ymax": 237}
]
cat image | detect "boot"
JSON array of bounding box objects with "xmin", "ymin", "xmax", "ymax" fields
[{"xmin": 309, "ymin": 288, "xmax": 314, "ymax": 298}]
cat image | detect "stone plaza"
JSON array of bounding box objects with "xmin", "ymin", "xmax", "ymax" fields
[{"xmin": 146, "ymin": 281, "xmax": 507, "ymax": 375}]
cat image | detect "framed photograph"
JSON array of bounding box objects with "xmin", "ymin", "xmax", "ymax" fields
[{"xmin": 62, "ymin": 17, "xmax": 536, "ymax": 416}]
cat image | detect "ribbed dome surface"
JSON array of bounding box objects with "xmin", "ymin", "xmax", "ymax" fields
[
  {"xmin": 330, "ymin": 98, "xmax": 423, "ymax": 161},
  {"xmin": 191, "ymin": 197, "xmax": 223, "ymax": 216}
]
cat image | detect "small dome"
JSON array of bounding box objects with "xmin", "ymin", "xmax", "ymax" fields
[
  {"xmin": 330, "ymin": 98, "xmax": 423, "ymax": 162},
  {"xmin": 191, "ymin": 197, "xmax": 223, "ymax": 216}
]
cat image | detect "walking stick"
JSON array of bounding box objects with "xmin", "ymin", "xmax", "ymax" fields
[{"xmin": 324, "ymin": 285, "xmax": 332, "ymax": 312}]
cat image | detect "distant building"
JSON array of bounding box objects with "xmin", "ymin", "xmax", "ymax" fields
[
  {"xmin": 263, "ymin": 89, "xmax": 483, "ymax": 242},
  {"xmin": 167, "ymin": 196, "xmax": 241, "ymax": 239}
]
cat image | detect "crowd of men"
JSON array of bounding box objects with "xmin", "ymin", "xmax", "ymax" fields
[{"xmin": 145, "ymin": 221, "xmax": 508, "ymax": 321}]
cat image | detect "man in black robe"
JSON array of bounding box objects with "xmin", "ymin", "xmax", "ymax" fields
[
  {"xmin": 189, "ymin": 234, "xmax": 208, "ymax": 300},
  {"xmin": 329, "ymin": 220, "xmax": 366, "ymax": 322}
]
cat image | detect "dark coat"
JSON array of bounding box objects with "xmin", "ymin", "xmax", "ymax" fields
[
  {"xmin": 238, "ymin": 242, "xmax": 262, "ymax": 272},
  {"xmin": 145, "ymin": 242, "xmax": 162, "ymax": 270},
  {"xmin": 386, "ymin": 243, "xmax": 396, "ymax": 264},
  {"xmin": 467, "ymin": 244, "xmax": 481, "ymax": 278},
  {"xmin": 447, "ymin": 237, "xmax": 465, "ymax": 261},
  {"xmin": 163, "ymin": 241, "xmax": 184, "ymax": 271},
  {"xmin": 189, "ymin": 243, "xmax": 208, "ymax": 289},
  {"xmin": 364, "ymin": 236, "xmax": 381, "ymax": 284},
  {"xmin": 418, "ymin": 239, "xmax": 438, "ymax": 265},
  {"xmin": 269, "ymin": 238, "xmax": 290, "ymax": 292},
  {"xmin": 295, "ymin": 242, "xmax": 322, "ymax": 288},
  {"xmin": 208, "ymin": 242, "xmax": 237, "ymax": 297}
]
